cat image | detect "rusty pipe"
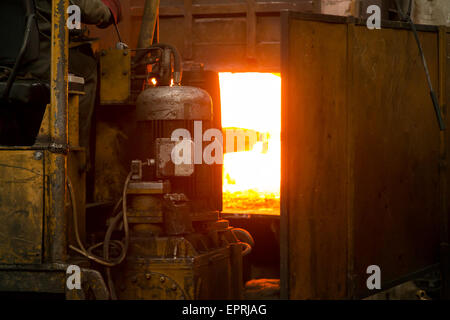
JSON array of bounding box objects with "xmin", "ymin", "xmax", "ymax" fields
[
  {"xmin": 50, "ymin": 0, "xmax": 68, "ymax": 146},
  {"xmin": 46, "ymin": 0, "xmax": 69, "ymax": 264},
  {"xmin": 137, "ymin": 0, "xmax": 160, "ymax": 49}
]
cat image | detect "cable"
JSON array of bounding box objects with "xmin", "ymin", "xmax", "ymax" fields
[
  {"xmin": 68, "ymin": 172, "xmax": 132, "ymax": 268},
  {"xmin": 103, "ymin": 207, "xmax": 123, "ymax": 300},
  {"xmin": 394, "ymin": 0, "xmax": 445, "ymax": 130},
  {"xmin": 240, "ymin": 242, "xmax": 252, "ymax": 256},
  {"xmin": 2, "ymin": 13, "xmax": 35, "ymax": 101},
  {"xmin": 112, "ymin": 19, "xmax": 128, "ymax": 50},
  {"xmin": 103, "ymin": 197, "xmax": 123, "ymax": 300},
  {"xmin": 406, "ymin": 0, "xmax": 412, "ymax": 18},
  {"xmin": 132, "ymin": 43, "xmax": 183, "ymax": 85},
  {"xmin": 229, "ymin": 228, "xmax": 253, "ymax": 257},
  {"xmin": 232, "ymin": 228, "xmax": 255, "ymax": 248},
  {"xmin": 113, "ymin": 20, "xmax": 123, "ymax": 44}
]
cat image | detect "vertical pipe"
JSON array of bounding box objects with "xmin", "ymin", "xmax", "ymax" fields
[
  {"xmin": 47, "ymin": 0, "xmax": 68, "ymax": 263},
  {"xmin": 137, "ymin": 0, "xmax": 160, "ymax": 48}
]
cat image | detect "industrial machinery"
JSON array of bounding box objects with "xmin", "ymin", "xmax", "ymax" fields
[
  {"xmin": 2, "ymin": 0, "xmax": 450, "ymax": 301},
  {"xmin": 0, "ymin": 0, "xmax": 251, "ymax": 299}
]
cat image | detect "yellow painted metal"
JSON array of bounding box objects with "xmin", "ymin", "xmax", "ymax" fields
[
  {"xmin": 0, "ymin": 0, "xmax": 70, "ymax": 266},
  {"xmin": 100, "ymin": 49, "xmax": 131, "ymax": 104},
  {"xmin": 50, "ymin": 0, "xmax": 68, "ymax": 146},
  {"xmin": 0, "ymin": 0, "xmax": 99, "ymax": 298},
  {"xmin": 0, "ymin": 150, "xmax": 45, "ymax": 264},
  {"xmin": 37, "ymin": 95, "xmax": 80, "ymax": 147},
  {"xmin": 45, "ymin": 0, "xmax": 69, "ymax": 264},
  {"xmin": 115, "ymin": 237, "xmax": 239, "ymax": 300}
]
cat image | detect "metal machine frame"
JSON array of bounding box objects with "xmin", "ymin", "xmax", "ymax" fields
[{"xmin": 0, "ymin": 0, "xmax": 108, "ymax": 299}]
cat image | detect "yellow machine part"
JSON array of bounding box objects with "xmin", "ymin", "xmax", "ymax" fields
[
  {"xmin": 100, "ymin": 48, "xmax": 131, "ymax": 104},
  {"xmin": 0, "ymin": 150, "xmax": 45, "ymax": 264}
]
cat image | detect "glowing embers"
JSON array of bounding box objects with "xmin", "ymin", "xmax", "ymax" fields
[{"xmin": 219, "ymin": 73, "xmax": 280, "ymax": 215}]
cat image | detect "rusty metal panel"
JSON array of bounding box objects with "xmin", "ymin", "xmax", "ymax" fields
[
  {"xmin": 0, "ymin": 150, "xmax": 44, "ymax": 264},
  {"xmin": 88, "ymin": 0, "xmax": 318, "ymax": 72},
  {"xmin": 282, "ymin": 13, "xmax": 445, "ymax": 299}
]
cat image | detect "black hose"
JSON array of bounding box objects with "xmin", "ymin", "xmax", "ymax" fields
[
  {"xmin": 150, "ymin": 43, "xmax": 182, "ymax": 84},
  {"xmin": 232, "ymin": 228, "xmax": 255, "ymax": 248},
  {"xmin": 103, "ymin": 207, "xmax": 123, "ymax": 300},
  {"xmin": 133, "ymin": 43, "xmax": 183, "ymax": 85},
  {"xmin": 68, "ymin": 173, "xmax": 132, "ymax": 268},
  {"xmin": 232, "ymin": 228, "xmax": 254, "ymax": 257},
  {"xmin": 2, "ymin": 13, "xmax": 35, "ymax": 101}
]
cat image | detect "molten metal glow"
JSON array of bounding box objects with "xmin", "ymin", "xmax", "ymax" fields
[{"xmin": 219, "ymin": 73, "xmax": 280, "ymax": 215}]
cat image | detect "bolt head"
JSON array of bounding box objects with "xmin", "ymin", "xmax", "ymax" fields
[{"xmin": 34, "ymin": 151, "xmax": 43, "ymax": 160}]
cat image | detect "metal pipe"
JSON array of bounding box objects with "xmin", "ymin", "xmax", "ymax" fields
[
  {"xmin": 50, "ymin": 0, "xmax": 68, "ymax": 145},
  {"xmin": 46, "ymin": 0, "xmax": 69, "ymax": 263},
  {"xmin": 394, "ymin": 0, "xmax": 445, "ymax": 130},
  {"xmin": 151, "ymin": 43, "xmax": 183, "ymax": 84},
  {"xmin": 137, "ymin": 0, "xmax": 160, "ymax": 49}
]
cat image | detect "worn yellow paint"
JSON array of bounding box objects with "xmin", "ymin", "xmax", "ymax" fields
[
  {"xmin": 0, "ymin": 150, "xmax": 45, "ymax": 264},
  {"xmin": 36, "ymin": 104, "xmax": 51, "ymax": 143},
  {"xmin": 35, "ymin": 95, "xmax": 78, "ymax": 146},
  {"xmin": 115, "ymin": 239, "xmax": 239, "ymax": 300},
  {"xmin": 100, "ymin": 49, "xmax": 131, "ymax": 103},
  {"xmin": 45, "ymin": 0, "xmax": 69, "ymax": 263},
  {"xmin": 50, "ymin": 0, "xmax": 68, "ymax": 144}
]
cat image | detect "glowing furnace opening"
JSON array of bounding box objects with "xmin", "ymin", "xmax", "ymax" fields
[{"xmin": 219, "ymin": 72, "xmax": 281, "ymax": 215}]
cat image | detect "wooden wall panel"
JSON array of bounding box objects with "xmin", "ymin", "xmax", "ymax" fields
[
  {"xmin": 282, "ymin": 13, "xmax": 445, "ymax": 299},
  {"xmin": 282, "ymin": 16, "xmax": 349, "ymax": 299},
  {"xmin": 350, "ymin": 25, "xmax": 441, "ymax": 297}
]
